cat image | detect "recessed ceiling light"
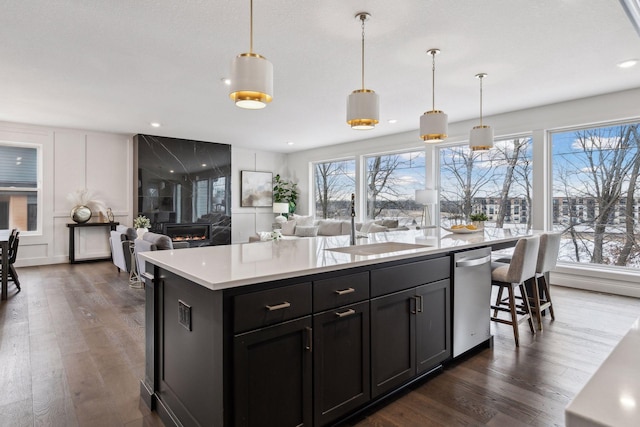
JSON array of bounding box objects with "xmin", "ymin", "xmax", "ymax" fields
[
  {"xmin": 221, "ymin": 77, "xmax": 231, "ymax": 86},
  {"xmin": 150, "ymin": 122, "xmax": 161, "ymax": 128},
  {"xmin": 201, "ymin": 163, "xmax": 207, "ymax": 167},
  {"xmin": 16, "ymin": 157, "xmax": 22, "ymax": 161},
  {"xmin": 287, "ymin": 141, "xmax": 294, "ymax": 146},
  {"xmin": 388, "ymin": 119, "xmax": 398, "ymax": 124},
  {"xmin": 169, "ymin": 170, "xmax": 174, "ymax": 173},
  {"xmin": 617, "ymin": 59, "xmax": 638, "ymax": 68}
]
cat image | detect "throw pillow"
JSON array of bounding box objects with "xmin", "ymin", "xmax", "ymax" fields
[
  {"xmin": 369, "ymin": 224, "xmax": 388, "ymax": 233},
  {"xmin": 281, "ymin": 220, "xmax": 296, "ymax": 236},
  {"xmin": 318, "ymin": 220, "xmax": 343, "ymax": 236},
  {"xmin": 292, "ymin": 214, "xmax": 314, "ymax": 226},
  {"xmin": 360, "ymin": 221, "xmax": 375, "ymax": 234},
  {"xmin": 257, "ymin": 231, "xmax": 273, "ymax": 241},
  {"xmin": 294, "ymin": 226, "xmax": 319, "ymax": 237},
  {"xmin": 382, "ymin": 219, "xmax": 399, "ymax": 229}
]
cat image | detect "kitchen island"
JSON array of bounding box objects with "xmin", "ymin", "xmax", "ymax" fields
[{"xmin": 140, "ymin": 228, "xmax": 531, "ymax": 427}]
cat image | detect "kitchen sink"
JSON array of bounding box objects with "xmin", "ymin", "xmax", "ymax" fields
[{"xmin": 325, "ymin": 242, "xmax": 428, "ymax": 256}]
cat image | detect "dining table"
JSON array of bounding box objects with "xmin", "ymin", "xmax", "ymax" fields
[{"xmin": 0, "ymin": 229, "xmax": 9, "ymax": 301}]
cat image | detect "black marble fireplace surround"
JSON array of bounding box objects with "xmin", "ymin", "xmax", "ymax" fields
[{"xmin": 134, "ymin": 134, "xmax": 231, "ymax": 246}]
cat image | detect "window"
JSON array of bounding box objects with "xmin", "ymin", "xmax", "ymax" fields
[
  {"xmin": 365, "ymin": 150, "xmax": 425, "ymax": 226},
  {"xmin": 0, "ymin": 143, "xmax": 40, "ymax": 232},
  {"xmin": 313, "ymin": 159, "xmax": 355, "ymax": 219},
  {"xmin": 551, "ymin": 123, "xmax": 639, "ymax": 269},
  {"xmin": 439, "ymin": 137, "xmax": 532, "ymax": 230}
]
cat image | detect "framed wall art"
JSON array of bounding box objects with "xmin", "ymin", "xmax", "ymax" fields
[{"xmin": 240, "ymin": 170, "xmax": 273, "ymax": 207}]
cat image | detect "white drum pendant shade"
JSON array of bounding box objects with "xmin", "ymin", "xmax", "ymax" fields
[
  {"xmin": 470, "ymin": 125, "xmax": 494, "ymax": 151},
  {"xmin": 229, "ymin": 53, "xmax": 273, "ymax": 109},
  {"xmin": 420, "ymin": 110, "xmax": 448, "ymax": 142},
  {"xmin": 347, "ymin": 89, "xmax": 379, "ymax": 130}
]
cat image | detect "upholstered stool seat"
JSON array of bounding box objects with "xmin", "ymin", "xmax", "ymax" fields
[
  {"xmin": 490, "ymin": 235, "xmax": 540, "ymax": 347},
  {"xmin": 529, "ymin": 232, "xmax": 561, "ymax": 330}
]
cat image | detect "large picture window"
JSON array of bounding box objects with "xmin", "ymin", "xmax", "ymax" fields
[
  {"xmin": 551, "ymin": 123, "xmax": 639, "ymax": 269},
  {"xmin": 439, "ymin": 137, "xmax": 532, "ymax": 230},
  {"xmin": 313, "ymin": 159, "xmax": 355, "ymax": 219},
  {"xmin": 365, "ymin": 150, "xmax": 425, "ymax": 226},
  {"xmin": 0, "ymin": 143, "xmax": 40, "ymax": 232}
]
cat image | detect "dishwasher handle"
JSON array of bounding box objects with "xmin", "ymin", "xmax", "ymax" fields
[{"xmin": 455, "ymin": 255, "xmax": 491, "ymax": 268}]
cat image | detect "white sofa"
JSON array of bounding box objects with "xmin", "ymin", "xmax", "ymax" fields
[{"xmin": 249, "ymin": 216, "xmax": 408, "ymax": 242}]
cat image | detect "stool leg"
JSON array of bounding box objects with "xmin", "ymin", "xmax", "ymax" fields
[
  {"xmin": 529, "ymin": 277, "xmax": 543, "ymax": 331},
  {"xmin": 493, "ymin": 285, "xmax": 504, "ymax": 318},
  {"xmin": 519, "ymin": 281, "xmax": 536, "ymax": 334},
  {"xmin": 507, "ymin": 284, "xmax": 520, "ymax": 347},
  {"xmin": 539, "ymin": 275, "xmax": 555, "ymax": 320}
]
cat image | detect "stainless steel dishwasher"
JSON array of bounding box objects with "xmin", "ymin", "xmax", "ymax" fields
[{"xmin": 453, "ymin": 247, "xmax": 492, "ymax": 357}]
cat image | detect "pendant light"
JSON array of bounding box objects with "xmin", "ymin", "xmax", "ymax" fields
[
  {"xmin": 229, "ymin": 0, "xmax": 273, "ymax": 109},
  {"xmin": 420, "ymin": 49, "xmax": 448, "ymax": 142},
  {"xmin": 469, "ymin": 73, "xmax": 494, "ymax": 151},
  {"xmin": 346, "ymin": 12, "xmax": 379, "ymax": 130}
]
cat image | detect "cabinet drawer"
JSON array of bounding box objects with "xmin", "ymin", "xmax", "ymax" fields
[
  {"xmin": 313, "ymin": 272, "xmax": 369, "ymax": 311},
  {"xmin": 234, "ymin": 283, "xmax": 312, "ymax": 333},
  {"xmin": 370, "ymin": 256, "xmax": 450, "ymax": 297}
]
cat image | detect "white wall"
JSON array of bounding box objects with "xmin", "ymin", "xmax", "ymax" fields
[
  {"xmin": 286, "ymin": 87, "xmax": 640, "ymax": 296},
  {"xmin": 0, "ymin": 121, "xmax": 133, "ymax": 267},
  {"xmin": 231, "ymin": 147, "xmax": 288, "ymax": 243}
]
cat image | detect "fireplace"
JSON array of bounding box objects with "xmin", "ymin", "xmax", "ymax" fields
[{"xmin": 162, "ymin": 223, "xmax": 211, "ymax": 247}]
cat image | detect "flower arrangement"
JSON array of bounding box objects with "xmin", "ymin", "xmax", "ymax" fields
[{"xmin": 134, "ymin": 215, "xmax": 151, "ymax": 229}]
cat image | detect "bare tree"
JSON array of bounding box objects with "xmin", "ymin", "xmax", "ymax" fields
[
  {"xmin": 494, "ymin": 138, "xmax": 528, "ymax": 227},
  {"xmin": 440, "ymin": 147, "xmax": 494, "ymax": 220},
  {"xmin": 617, "ymin": 125, "xmax": 640, "ymax": 266},
  {"xmin": 366, "ymin": 152, "xmax": 425, "ymax": 220},
  {"xmin": 314, "ymin": 161, "xmax": 354, "ymax": 219},
  {"xmin": 555, "ymin": 125, "xmax": 639, "ymax": 266}
]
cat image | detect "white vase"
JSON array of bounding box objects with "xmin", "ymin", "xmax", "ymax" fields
[
  {"xmin": 472, "ymin": 221, "xmax": 484, "ymax": 231},
  {"xmin": 136, "ymin": 228, "xmax": 148, "ymax": 239}
]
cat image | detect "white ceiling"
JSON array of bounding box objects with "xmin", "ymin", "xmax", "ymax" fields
[{"xmin": 1, "ymin": 1, "xmax": 639, "ymax": 153}]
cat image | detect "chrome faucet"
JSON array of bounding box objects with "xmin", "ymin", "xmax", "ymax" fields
[{"xmin": 350, "ymin": 193, "xmax": 356, "ymax": 245}]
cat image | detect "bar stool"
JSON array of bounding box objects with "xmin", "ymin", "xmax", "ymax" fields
[
  {"xmin": 530, "ymin": 232, "xmax": 561, "ymax": 331},
  {"xmin": 490, "ymin": 235, "xmax": 540, "ymax": 346}
]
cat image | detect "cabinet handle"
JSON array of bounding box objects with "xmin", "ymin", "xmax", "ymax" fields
[
  {"xmin": 265, "ymin": 301, "xmax": 291, "ymax": 311},
  {"xmin": 335, "ymin": 308, "xmax": 356, "ymax": 318},
  {"xmin": 305, "ymin": 327, "xmax": 313, "ymax": 352},
  {"xmin": 411, "ymin": 297, "xmax": 417, "ymax": 314},
  {"xmin": 334, "ymin": 287, "xmax": 355, "ymax": 295},
  {"xmin": 417, "ymin": 295, "xmax": 423, "ymax": 313}
]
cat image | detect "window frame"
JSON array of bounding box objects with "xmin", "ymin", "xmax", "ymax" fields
[{"xmin": 0, "ymin": 140, "xmax": 43, "ymax": 235}]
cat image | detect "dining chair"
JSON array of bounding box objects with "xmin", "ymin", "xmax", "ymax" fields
[
  {"xmin": 490, "ymin": 234, "xmax": 540, "ymax": 346},
  {"xmin": 1, "ymin": 230, "xmax": 21, "ymax": 292}
]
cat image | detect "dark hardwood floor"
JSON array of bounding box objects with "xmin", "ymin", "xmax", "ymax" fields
[{"xmin": 1, "ymin": 262, "xmax": 639, "ymax": 427}]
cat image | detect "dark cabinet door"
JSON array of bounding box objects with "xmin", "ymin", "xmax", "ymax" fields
[
  {"xmin": 370, "ymin": 288, "xmax": 416, "ymax": 398},
  {"xmin": 313, "ymin": 301, "xmax": 370, "ymax": 426},
  {"xmin": 415, "ymin": 279, "xmax": 451, "ymax": 374},
  {"xmin": 234, "ymin": 316, "xmax": 313, "ymax": 427}
]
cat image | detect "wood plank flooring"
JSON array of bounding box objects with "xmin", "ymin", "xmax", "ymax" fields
[{"xmin": 1, "ymin": 262, "xmax": 639, "ymax": 426}]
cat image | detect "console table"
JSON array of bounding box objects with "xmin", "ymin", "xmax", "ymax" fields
[{"xmin": 67, "ymin": 222, "xmax": 119, "ymax": 264}]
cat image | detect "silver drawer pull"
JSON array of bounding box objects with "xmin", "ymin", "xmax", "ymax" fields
[
  {"xmin": 335, "ymin": 309, "xmax": 356, "ymax": 318},
  {"xmin": 335, "ymin": 288, "xmax": 355, "ymax": 295},
  {"xmin": 265, "ymin": 301, "xmax": 291, "ymax": 311}
]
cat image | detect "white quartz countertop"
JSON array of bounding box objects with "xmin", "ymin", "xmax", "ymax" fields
[
  {"xmin": 565, "ymin": 317, "xmax": 640, "ymax": 427},
  {"xmin": 140, "ymin": 228, "xmax": 531, "ymax": 291}
]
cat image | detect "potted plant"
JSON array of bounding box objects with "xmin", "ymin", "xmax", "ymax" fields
[
  {"xmin": 273, "ymin": 174, "xmax": 299, "ymax": 216},
  {"xmin": 134, "ymin": 215, "xmax": 151, "ymax": 238},
  {"xmin": 469, "ymin": 212, "xmax": 488, "ymax": 230}
]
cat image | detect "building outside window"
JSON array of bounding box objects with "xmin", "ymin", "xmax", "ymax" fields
[
  {"xmin": 0, "ymin": 143, "xmax": 40, "ymax": 232},
  {"xmin": 551, "ymin": 122, "xmax": 639, "ymax": 269},
  {"xmin": 313, "ymin": 159, "xmax": 355, "ymax": 220},
  {"xmin": 439, "ymin": 136, "xmax": 532, "ymax": 230},
  {"xmin": 364, "ymin": 150, "xmax": 425, "ymax": 226}
]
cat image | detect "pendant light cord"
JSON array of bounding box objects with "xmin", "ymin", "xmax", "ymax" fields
[
  {"xmin": 249, "ymin": 0, "xmax": 254, "ymax": 53},
  {"xmin": 361, "ymin": 15, "xmax": 366, "ymax": 90},
  {"xmin": 431, "ymin": 52, "xmax": 436, "ymax": 111},
  {"xmin": 479, "ymin": 76, "xmax": 483, "ymax": 126}
]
